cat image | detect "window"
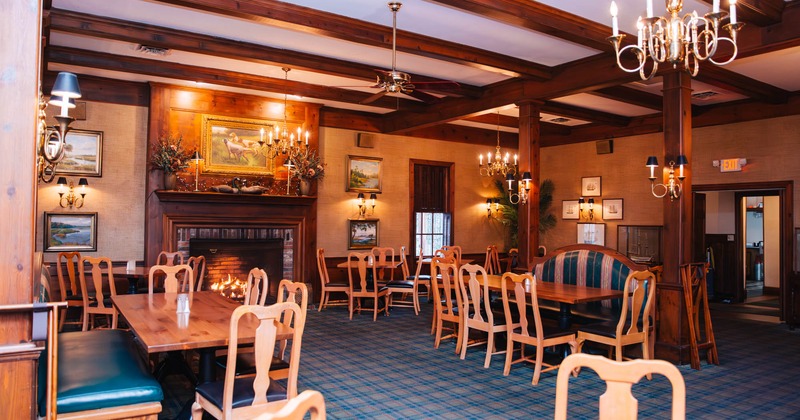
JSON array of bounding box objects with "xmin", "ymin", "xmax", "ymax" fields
[
  {"xmin": 415, "ymin": 212, "xmax": 451, "ymax": 257},
  {"xmin": 410, "ymin": 160, "xmax": 454, "ymax": 256}
]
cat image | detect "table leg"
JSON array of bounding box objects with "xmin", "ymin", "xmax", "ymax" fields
[
  {"xmin": 127, "ymin": 276, "xmax": 138, "ymax": 295},
  {"xmin": 198, "ymin": 347, "xmax": 217, "ymax": 384},
  {"xmin": 558, "ymin": 303, "xmax": 572, "ymax": 330}
]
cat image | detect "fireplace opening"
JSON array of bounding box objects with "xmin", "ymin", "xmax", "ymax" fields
[{"xmin": 190, "ymin": 238, "xmax": 284, "ymax": 298}]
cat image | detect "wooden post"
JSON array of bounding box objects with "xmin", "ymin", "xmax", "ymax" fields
[{"xmin": 515, "ymin": 100, "xmax": 542, "ymax": 270}]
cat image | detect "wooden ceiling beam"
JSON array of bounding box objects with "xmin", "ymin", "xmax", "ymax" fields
[
  {"xmin": 590, "ymin": 86, "xmax": 664, "ymax": 110},
  {"xmin": 460, "ymin": 113, "xmax": 573, "ymax": 136},
  {"xmin": 45, "ymin": 46, "xmax": 427, "ymax": 112},
  {"xmin": 149, "ymin": 0, "xmax": 553, "ymax": 80},
  {"xmin": 542, "ymin": 101, "xmax": 632, "ymax": 126}
]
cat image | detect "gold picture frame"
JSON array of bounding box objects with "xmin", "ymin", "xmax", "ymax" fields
[
  {"xmin": 346, "ymin": 155, "xmax": 383, "ymax": 193},
  {"xmin": 43, "ymin": 212, "xmax": 98, "ymax": 252},
  {"xmin": 201, "ymin": 114, "xmax": 274, "ymax": 176}
]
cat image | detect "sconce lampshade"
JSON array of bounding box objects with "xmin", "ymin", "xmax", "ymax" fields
[
  {"xmin": 78, "ymin": 178, "xmax": 89, "ymax": 187},
  {"xmin": 505, "ymin": 173, "xmax": 515, "ymax": 182},
  {"xmin": 48, "ymin": 96, "xmax": 76, "ymax": 109},
  {"xmin": 675, "ymin": 154, "xmax": 689, "ymax": 166},
  {"xmin": 357, "ymin": 193, "xmax": 365, "ymax": 200},
  {"xmin": 645, "ymin": 156, "xmax": 659, "ymax": 167},
  {"xmin": 51, "ymin": 72, "xmax": 82, "ymax": 99},
  {"xmin": 486, "ymin": 198, "xmax": 492, "ymax": 206},
  {"xmin": 578, "ymin": 197, "xmax": 585, "ymax": 204},
  {"xmin": 57, "ymin": 177, "xmax": 68, "ymax": 186},
  {"xmin": 493, "ymin": 198, "xmax": 500, "ymax": 205},
  {"xmin": 369, "ymin": 193, "xmax": 377, "ymax": 201},
  {"xmin": 588, "ymin": 198, "xmax": 594, "ymax": 205},
  {"xmin": 522, "ymin": 172, "xmax": 532, "ymax": 182},
  {"xmin": 191, "ymin": 151, "xmax": 203, "ymax": 161}
]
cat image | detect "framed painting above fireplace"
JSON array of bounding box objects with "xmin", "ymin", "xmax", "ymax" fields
[{"xmin": 201, "ymin": 114, "xmax": 275, "ymax": 176}]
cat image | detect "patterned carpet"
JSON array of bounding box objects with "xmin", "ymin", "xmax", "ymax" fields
[{"xmin": 161, "ymin": 301, "xmax": 800, "ymax": 419}]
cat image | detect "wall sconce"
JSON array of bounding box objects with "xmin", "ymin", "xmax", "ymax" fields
[
  {"xmin": 191, "ymin": 151, "xmax": 204, "ymax": 192},
  {"xmin": 57, "ymin": 177, "xmax": 88, "ymax": 209},
  {"xmin": 38, "ymin": 72, "xmax": 82, "ymax": 183},
  {"xmin": 486, "ymin": 198, "xmax": 500, "ymax": 218},
  {"xmin": 646, "ymin": 155, "xmax": 687, "ymax": 200},
  {"xmin": 578, "ymin": 197, "xmax": 594, "ymax": 221},
  {"xmin": 505, "ymin": 171, "xmax": 532, "ymax": 205},
  {"xmin": 356, "ymin": 193, "xmax": 377, "ymax": 218}
]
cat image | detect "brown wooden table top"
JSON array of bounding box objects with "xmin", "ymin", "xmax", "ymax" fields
[
  {"xmin": 111, "ymin": 266, "xmax": 150, "ymax": 277},
  {"xmin": 483, "ymin": 275, "xmax": 623, "ymax": 304},
  {"xmin": 112, "ymin": 291, "xmax": 290, "ymax": 353},
  {"xmin": 336, "ymin": 260, "xmax": 403, "ymax": 269}
]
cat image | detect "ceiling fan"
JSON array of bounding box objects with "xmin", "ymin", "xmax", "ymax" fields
[{"xmin": 360, "ymin": 2, "xmax": 460, "ymax": 105}]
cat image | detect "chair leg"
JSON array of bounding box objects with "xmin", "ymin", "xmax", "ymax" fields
[
  {"xmin": 82, "ymin": 310, "xmax": 89, "ymax": 331},
  {"xmin": 191, "ymin": 402, "xmax": 203, "ymax": 419},
  {"xmin": 484, "ymin": 331, "xmax": 494, "ymax": 368},
  {"xmin": 503, "ymin": 335, "xmax": 514, "ymax": 376},
  {"xmin": 532, "ymin": 345, "xmax": 545, "ymax": 385},
  {"xmin": 318, "ymin": 291, "xmax": 326, "ymax": 312},
  {"xmin": 373, "ymin": 297, "xmax": 378, "ymax": 321},
  {"xmin": 348, "ymin": 295, "xmax": 354, "ymax": 320},
  {"xmin": 434, "ymin": 316, "xmax": 443, "ymax": 349},
  {"xmin": 459, "ymin": 323, "xmax": 470, "ymax": 360}
]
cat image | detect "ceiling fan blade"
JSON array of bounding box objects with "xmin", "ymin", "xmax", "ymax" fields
[
  {"xmin": 405, "ymin": 89, "xmax": 441, "ymax": 104},
  {"xmin": 360, "ymin": 90, "xmax": 389, "ymax": 105}
]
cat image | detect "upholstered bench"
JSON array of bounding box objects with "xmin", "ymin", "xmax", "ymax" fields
[
  {"xmin": 42, "ymin": 329, "xmax": 163, "ymax": 419},
  {"xmin": 532, "ymin": 244, "xmax": 648, "ymax": 323}
]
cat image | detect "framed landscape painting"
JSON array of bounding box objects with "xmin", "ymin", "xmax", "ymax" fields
[
  {"xmin": 201, "ymin": 114, "xmax": 274, "ymax": 176},
  {"xmin": 349, "ymin": 219, "xmax": 379, "ymax": 249},
  {"xmin": 43, "ymin": 212, "xmax": 97, "ymax": 252},
  {"xmin": 57, "ymin": 129, "xmax": 102, "ymax": 177},
  {"xmin": 346, "ymin": 155, "xmax": 382, "ymax": 193}
]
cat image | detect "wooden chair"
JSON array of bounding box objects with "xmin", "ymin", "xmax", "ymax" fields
[
  {"xmin": 244, "ymin": 267, "xmax": 270, "ymax": 306},
  {"xmin": 430, "ymin": 254, "xmax": 457, "ymax": 335},
  {"xmin": 254, "ymin": 390, "xmax": 326, "ymax": 420},
  {"xmin": 555, "ymin": 353, "xmax": 686, "ymax": 420},
  {"xmin": 388, "ymin": 245, "xmax": 430, "ymax": 315},
  {"xmin": 459, "ymin": 263, "xmax": 508, "ymax": 368},
  {"xmin": 317, "ymin": 248, "xmax": 349, "ymax": 311},
  {"xmin": 501, "ymin": 272, "xmax": 576, "ymax": 384},
  {"xmin": 680, "ymin": 262, "xmax": 719, "ymax": 370},
  {"xmin": 483, "ymin": 245, "xmax": 501, "ymax": 275},
  {"xmin": 576, "ymin": 270, "xmax": 656, "ymax": 376},
  {"xmin": 156, "ymin": 251, "xmax": 184, "ymax": 266},
  {"xmin": 273, "ymin": 279, "xmax": 309, "ymax": 380},
  {"xmin": 192, "ymin": 302, "xmax": 305, "ymax": 419},
  {"xmin": 384, "ymin": 246, "xmax": 416, "ymax": 312},
  {"xmin": 371, "ymin": 246, "xmax": 397, "ymax": 282},
  {"xmin": 347, "ymin": 251, "xmax": 390, "ymax": 321},
  {"xmin": 78, "ymin": 256, "xmax": 118, "ymax": 331},
  {"xmin": 431, "ymin": 258, "xmax": 464, "ymax": 352},
  {"xmin": 56, "ymin": 251, "xmax": 83, "ymax": 331},
  {"xmin": 505, "ymin": 248, "xmax": 519, "ymax": 271},
  {"xmin": 187, "ymin": 255, "xmax": 207, "ymax": 291},
  {"xmin": 148, "ymin": 264, "xmax": 194, "ymax": 294},
  {"xmin": 440, "ymin": 245, "xmax": 463, "ymax": 266}
]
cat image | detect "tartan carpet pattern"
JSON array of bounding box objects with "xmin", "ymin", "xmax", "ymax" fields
[{"xmin": 162, "ymin": 302, "xmax": 800, "ymax": 419}]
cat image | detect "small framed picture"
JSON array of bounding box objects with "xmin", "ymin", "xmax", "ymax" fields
[
  {"xmin": 603, "ymin": 198, "xmax": 624, "ymax": 220},
  {"xmin": 57, "ymin": 129, "xmax": 103, "ymax": 177},
  {"xmin": 581, "ymin": 176, "xmax": 601, "ymax": 197},
  {"xmin": 43, "ymin": 212, "xmax": 98, "ymax": 252},
  {"xmin": 348, "ymin": 219, "xmax": 379, "ymax": 249},
  {"xmin": 577, "ymin": 223, "xmax": 605, "ymax": 246},
  {"xmin": 562, "ymin": 200, "xmax": 579, "ymax": 220},
  {"xmin": 346, "ymin": 155, "xmax": 382, "ymax": 193}
]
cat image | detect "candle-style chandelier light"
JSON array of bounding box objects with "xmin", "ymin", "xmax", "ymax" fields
[
  {"xmin": 260, "ymin": 67, "xmax": 309, "ymax": 160},
  {"xmin": 608, "ymin": 0, "xmax": 743, "ymax": 80},
  {"xmin": 478, "ymin": 111, "xmax": 517, "ymax": 178}
]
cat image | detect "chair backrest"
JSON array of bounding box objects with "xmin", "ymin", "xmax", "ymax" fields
[
  {"xmin": 187, "ymin": 255, "xmax": 207, "ymax": 291},
  {"xmin": 316, "ymin": 248, "xmax": 331, "ymax": 285},
  {"xmin": 483, "ymin": 245, "xmax": 501, "ymax": 275},
  {"xmin": 222, "ymin": 302, "xmax": 305, "ymax": 418},
  {"xmin": 399, "ymin": 246, "xmax": 411, "ymax": 279},
  {"xmin": 431, "ymin": 258, "xmax": 461, "ymax": 319},
  {"xmin": 149, "ymin": 264, "xmax": 194, "ymax": 294},
  {"xmin": 501, "ymin": 272, "xmax": 544, "ymax": 340},
  {"xmin": 459, "ymin": 264, "xmax": 496, "ymax": 326},
  {"xmin": 435, "ymin": 248, "xmax": 458, "ymax": 265},
  {"xmin": 157, "ymin": 251, "xmax": 184, "ymax": 266},
  {"xmin": 555, "ymin": 353, "xmax": 686, "ymax": 420},
  {"xmin": 56, "ymin": 251, "xmax": 81, "ymax": 299},
  {"xmin": 442, "ymin": 245, "xmax": 462, "ymax": 266},
  {"xmin": 245, "ymin": 268, "xmax": 270, "ymax": 305},
  {"xmin": 616, "ymin": 270, "xmax": 656, "ymax": 338},
  {"xmin": 79, "ymin": 256, "xmax": 116, "ymax": 307},
  {"xmin": 506, "ymin": 248, "xmax": 519, "ymax": 271},
  {"xmin": 277, "ymin": 279, "xmax": 309, "ymax": 327},
  {"xmin": 347, "ymin": 252, "xmax": 376, "ymax": 294},
  {"xmin": 254, "ymin": 389, "xmax": 326, "ymax": 420},
  {"xmin": 371, "ymin": 247, "xmax": 395, "ymax": 266}
]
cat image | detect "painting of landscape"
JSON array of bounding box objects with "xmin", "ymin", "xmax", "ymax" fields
[
  {"xmin": 44, "ymin": 212, "xmax": 97, "ymax": 251},
  {"xmin": 346, "ymin": 155, "xmax": 382, "ymax": 192},
  {"xmin": 349, "ymin": 219, "xmax": 379, "ymax": 249},
  {"xmin": 59, "ymin": 129, "xmax": 102, "ymax": 176}
]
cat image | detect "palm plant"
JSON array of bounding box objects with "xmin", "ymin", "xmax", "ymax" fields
[{"xmin": 493, "ymin": 178, "xmax": 556, "ymax": 248}]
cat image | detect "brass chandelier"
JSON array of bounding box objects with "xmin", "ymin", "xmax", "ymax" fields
[
  {"xmin": 478, "ymin": 111, "xmax": 517, "ymax": 178},
  {"xmin": 260, "ymin": 67, "xmax": 308, "ymax": 160},
  {"xmin": 608, "ymin": 0, "xmax": 743, "ymax": 80}
]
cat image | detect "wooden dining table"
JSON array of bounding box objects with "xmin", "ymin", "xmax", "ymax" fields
[
  {"xmin": 112, "ymin": 266, "xmax": 150, "ymax": 294},
  {"xmin": 112, "ymin": 291, "xmax": 291, "ymax": 384}
]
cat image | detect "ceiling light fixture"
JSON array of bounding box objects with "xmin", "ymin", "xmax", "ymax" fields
[
  {"xmin": 608, "ymin": 0, "xmax": 743, "ymax": 80},
  {"xmin": 478, "ymin": 111, "xmax": 517, "ymax": 178},
  {"xmin": 261, "ymin": 67, "xmax": 309, "ymax": 161}
]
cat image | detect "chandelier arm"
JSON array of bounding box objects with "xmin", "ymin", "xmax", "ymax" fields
[
  {"xmin": 707, "ymin": 36, "xmax": 739, "ymax": 66},
  {"xmin": 615, "ymin": 44, "xmax": 648, "ymax": 74},
  {"xmin": 651, "ymin": 182, "xmax": 669, "ymax": 199},
  {"xmin": 639, "ymin": 56, "xmax": 659, "ymax": 80}
]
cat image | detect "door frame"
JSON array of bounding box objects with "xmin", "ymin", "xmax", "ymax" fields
[{"xmin": 694, "ymin": 181, "xmax": 793, "ymax": 320}]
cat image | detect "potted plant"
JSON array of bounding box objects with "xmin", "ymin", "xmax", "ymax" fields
[
  {"xmin": 291, "ymin": 148, "xmax": 325, "ymax": 196},
  {"xmin": 149, "ymin": 134, "xmax": 193, "ymax": 190}
]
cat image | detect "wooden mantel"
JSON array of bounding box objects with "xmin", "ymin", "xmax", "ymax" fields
[{"xmin": 145, "ymin": 190, "xmax": 318, "ymax": 295}]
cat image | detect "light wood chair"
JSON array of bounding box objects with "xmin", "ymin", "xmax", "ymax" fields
[
  {"xmin": 187, "ymin": 255, "xmax": 207, "ymax": 291},
  {"xmin": 576, "ymin": 270, "xmax": 656, "ymax": 376},
  {"xmin": 347, "ymin": 251, "xmax": 390, "ymax": 321},
  {"xmin": 192, "ymin": 301, "xmax": 305, "ymax": 419},
  {"xmin": 148, "ymin": 264, "xmax": 194, "ymax": 294},
  {"xmin": 317, "ymin": 248, "xmax": 349, "ymax": 311},
  {"xmin": 56, "ymin": 251, "xmax": 83, "ymax": 331},
  {"xmin": 254, "ymin": 389, "xmax": 326, "ymax": 420},
  {"xmin": 384, "ymin": 246, "xmax": 416, "ymax": 312},
  {"xmin": 244, "ymin": 267, "xmax": 270, "ymax": 306},
  {"xmin": 555, "ymin": 353, "xmax": 686, "ymax": 420},
  {"xmin": 273, "ymin": 279, "xmax": 309, "ymax": 380},
  {"xmin": 680, "ymin": 262, "xmax": 719, "ymax": 370},
  {"xmin": 430, "ymin": 254, "xmax": 457, "ymax": 335},
  {"xmin": 371, "ymin": 246, "xmax": 397, "ymax": 282},
  {"xmin": 156, "ymin": 251, "xmax": 184, "ymax": 266},
  {"xmin": 505, "ymin": 248, "xmax": 519, "ymax": 271},
  {"xmin": 459, "ymin": 263, "xmax": 508, "ymax": 367},
  {"xmin": 432, "ymin": 258, "xmax": 464, "ymax": 352},
  {"xmin": 78, "ymin": 256, "xmax": 118, "ymax": 331},
  {"xmin": 502, "ymin": 272, "xmax": 576, "ymax": 384},
  {"xmin": 483, "ymin": 245, "xmax": 501, "ymax": 275},
  {"xmin": 440, "ymin": 245, "xmax": 463, "ymax": 266},
  {"xmin": 387, "ymin": 245, "xmax": 430, "ymax": 315}
]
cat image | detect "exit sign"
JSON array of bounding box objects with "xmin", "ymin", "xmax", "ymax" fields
[{"xmin": 717, "ymin": 158, "xmax": 745, "ymax": 172}]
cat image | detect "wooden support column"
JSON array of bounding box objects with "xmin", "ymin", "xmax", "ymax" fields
[
  {"xmin": 656, "ymin": 70, "xmax": 694, "ymax": 364},
  {"xmin": 515, "ymin": 100, "xmax": 542, "ymax": 270}
]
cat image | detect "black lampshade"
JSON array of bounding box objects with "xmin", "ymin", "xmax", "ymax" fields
[
  {"xmin": 357, "ymin": 193, "xmax": 365, "ymax": 200},
  {"xmin": 522, "ymin": 171, "xmax": 532, "ymax": 181},
  {"xmin": 51, "ymin": 72, "xmax": 82, "ymax": 99},
  {"xmin": 78, "ymin": 178, "xmax": 88, "ymax": 187},
  {"xmin": 675, "ymin": 154, "xmax": 689, "ymax": 166},
  {"xmin": 505, "ymin": 173, "xmax": 515, "ymax": 182},
  {"xmin": 191, "ymin": 151, "xmax": 203, "ymax": 161},
  {"xmin": 56, "ymin": 177, "xmax": 68, "ymax": 186},
  {"xmin": 645, "ymin": 156, "xmax": 659, "ymax": 167},
  {"xmin": 369, "ymin": 193, "xmax": 377, "ymax": 200}
]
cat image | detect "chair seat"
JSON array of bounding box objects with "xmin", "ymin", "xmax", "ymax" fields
[
  {"xmin": 519, "ymin": 322, "xmax": 575, "ymax": 340},
  {"xmin": 415, "ymin": 275, "xmax": 432, "ymax": 281},
  {"xmin": 578, "ymin": 320, "xmax": 644, "ymax": 339},
  {"xmin": 215, "ymin": 353, "xmax": 290, "ymax": 376},
  {"xmin": 386, "ymin": 280, "xmax": 414, "ymax": 289},
  {"xmin": 325, "ymin": 281, "xmax": 349, "ymax": 288},
  {"xmin": 195, "ymin": 376, "xmax": 287, "ymax": 410}
]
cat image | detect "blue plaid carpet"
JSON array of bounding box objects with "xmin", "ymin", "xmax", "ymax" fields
[{"xmin": 162, "ymin": 301, "xmax": 800, "ymax": 419}]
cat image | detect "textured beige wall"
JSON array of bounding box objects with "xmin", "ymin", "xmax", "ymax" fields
[{"xmin": 37, "ymin": 101, "xmax": 148, "ymax": 262}]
